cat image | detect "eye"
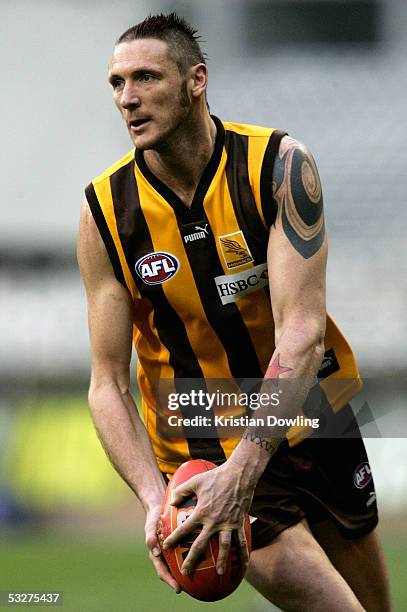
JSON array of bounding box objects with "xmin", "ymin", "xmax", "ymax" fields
[
  {"xmin": 110, "ymin": 77, "xmax": 124, "ymax": 90},
  {"xmin": 140, "ymin": 74, "xmax": 154, "ymax": 82}
]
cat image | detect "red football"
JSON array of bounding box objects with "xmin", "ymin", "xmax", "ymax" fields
[{"xmin": 157, "ymin": 459, "xmax": 251, "ymax": 602}]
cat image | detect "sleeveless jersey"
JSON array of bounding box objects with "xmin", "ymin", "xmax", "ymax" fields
[{"xmin": 85, "ymin": 116, "xmax": 362, "ymax": 475}]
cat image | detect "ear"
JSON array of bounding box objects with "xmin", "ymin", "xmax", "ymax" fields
[{"xmin": 189, "ymin": 63, "xmax": 208, "ymax": 99}]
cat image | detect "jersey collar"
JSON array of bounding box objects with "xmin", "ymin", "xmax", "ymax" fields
[{"xmin": 135, "ymin": 115, "xmax": 225, "ymax": 223}]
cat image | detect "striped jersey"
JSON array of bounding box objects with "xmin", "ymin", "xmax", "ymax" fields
[{"xmin": 85, "ymin": 116, "xmax": 362, "ymax": 475}]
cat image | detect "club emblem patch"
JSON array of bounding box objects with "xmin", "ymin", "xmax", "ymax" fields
[
  {"xmin": 219, "ymin": 231, "xmax": 253, "ymax": 269},
  {"xmin": 135, "ymin": 252, "xmax": 179, "ymax": 285}
]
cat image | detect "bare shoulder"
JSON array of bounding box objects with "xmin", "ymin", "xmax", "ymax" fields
[
  {"xmin": 272, "ymin": 135, "xmax": 320, "ymax": 192},
  {"xmin": 77, "ymin": 199, "xmax": 111, "ymax": 283},
  {"xmin": 279, "ymin": 135, "xmax": 308, "ymax": 155},
  {"xmin": 271, "ymin": 135, "xmax": 325, "ymax": 259},
  {"xmin": 77, "ymin": 199, "xmax": 128, "ymax": 299},
  {"xmin": 78, "ymin": 199, "xmax": 133, "ymax": 371}
]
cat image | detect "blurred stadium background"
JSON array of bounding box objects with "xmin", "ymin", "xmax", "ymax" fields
[{"xmin": 1, "ymin": 0, "xmax": 406, "ymax": 610}]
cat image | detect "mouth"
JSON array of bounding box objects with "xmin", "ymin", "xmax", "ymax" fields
[{"xmin": 128, "ymin": 118, "xmax": 151, "ymax": 131}]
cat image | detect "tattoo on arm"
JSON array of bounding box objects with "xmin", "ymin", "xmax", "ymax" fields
[
  {"xmin": 265, "ymin": 353, "xmax": 293, "ymax": 386},
  {"xmin": 242, "ymin": 431, "xmax": 279, "ymax": 455},
  {"xmin": 241, "ymin": 354, "xmax": 292, "ymax": 455},
  {"xmin": 272, "ymin": 137, "xmax": 325, "ymax": 258}
]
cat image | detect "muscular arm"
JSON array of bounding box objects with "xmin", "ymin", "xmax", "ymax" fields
[
  {"xmin": 77, "ymin": 201, "xmax": 179, "ymax": 592},
  {"xmin": 231, "ymin": 135, "xmax": 327, "ymax": 473}
]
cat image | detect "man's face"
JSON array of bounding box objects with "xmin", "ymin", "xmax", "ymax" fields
[{"xmin": 109, "ymin": 38, "xmax": 191, "ymax": 150}]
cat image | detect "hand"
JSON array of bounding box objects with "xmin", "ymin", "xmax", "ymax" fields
[
  {"xmin": 162, "ymin": 461, "xmax": 254, "ymax": 576},
  {"xmin": 144, "ymin": 504, "xmax": 181, "ymax": 594}
]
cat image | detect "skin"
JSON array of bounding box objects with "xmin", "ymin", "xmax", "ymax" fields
[
  {"xmin": 78, "ymin": 36, "xmax": 392, "ymax": 609},
  {"xmin": 77, "ymin": 203, "xmax": 180, "ymax": 593},
  {"xmin": 310, "ymin": 520, "xmax": 392, "ymax": 611},
  {"xmin": 108, "ymin": 38, "xmax": 216, "ymax": 205},
  {"xmin": 246, "ymin": 519, "xmax": 373, "ymax": 611}
]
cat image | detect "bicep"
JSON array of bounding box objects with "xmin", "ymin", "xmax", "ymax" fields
[
  {"xmin": 268, "ymin": 137, "xmax": 327, "ymax": 335},
  {"xmin": 77, "ymin": 199, "xmax": 134, "ymax": 383}
]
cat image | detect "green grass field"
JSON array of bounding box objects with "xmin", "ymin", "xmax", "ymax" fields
[
  {"xmin": 2, "ymin": 396, "xmax": 407, "ymax": 610},
  {"xmin": 1, "ymin": 531, "xmax": 406, "ymax": 611}
]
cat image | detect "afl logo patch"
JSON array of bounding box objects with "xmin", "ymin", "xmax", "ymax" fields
[
  {"xmin": 353, "ymin": 462, "xmax": 372, "ymax": 489},
  {"xmin": 135, "ymin": 252, "xmax": 179, "ymax": 285}
]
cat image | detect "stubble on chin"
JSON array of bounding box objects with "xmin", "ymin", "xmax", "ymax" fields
[{"xmin": 129, "ymin": 82, "xmax": 192, "ymax": 152}]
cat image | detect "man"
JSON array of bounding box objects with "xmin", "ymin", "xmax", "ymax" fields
[{"xmin": 77, "ymin": 13, "xmax": 391, "ymax": 611}]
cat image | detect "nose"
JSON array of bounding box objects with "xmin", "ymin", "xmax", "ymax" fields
[{"xmin": 120, "ymin": 81, "xmax": 141, "ymax": 110}]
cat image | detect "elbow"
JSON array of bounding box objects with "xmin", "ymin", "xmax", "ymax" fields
[
  {"xmin": 303, "ymin": 320, "xmax": 325, "ymax": 357},
  {"xmin": 310, "ymin": 335, "xmax": 325, "ymax": 366},
  {"xmin": 296, "ymin": 329, "xmax": 325, "ymax": 363},
  {"xmin": 88, "ymin": 371, "xmax": 130, "ymax": 408},
  {"xmin": 276, "ymin": 317, "xmax": 326, "ymax": 361}
]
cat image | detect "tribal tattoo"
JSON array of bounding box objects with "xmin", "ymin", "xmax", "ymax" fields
[{"xmin": 272, "ymin": 137, "xmax": 325, "ymax": 259}]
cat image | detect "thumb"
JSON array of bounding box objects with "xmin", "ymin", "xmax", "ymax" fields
[
  {"xmin": 146, "ymin": 531, "xmax": 161, "ymax": 557},
  {"xmin": 170, "ymin": 477, "xmax": 197, "ymax": 506}
]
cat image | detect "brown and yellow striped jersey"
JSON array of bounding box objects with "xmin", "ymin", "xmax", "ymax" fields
[{"xmin": 85, "ymin": 116, "xmax": 362, "ymax": 475}]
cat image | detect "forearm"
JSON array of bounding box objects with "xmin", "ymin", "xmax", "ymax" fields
[
  {"xmin": 88, "ymin": 380, "xmax": 166, "ymax": 512},
  {"xmin": 230, "ymin": 325, "xmax": 325, "ymax": 482}
]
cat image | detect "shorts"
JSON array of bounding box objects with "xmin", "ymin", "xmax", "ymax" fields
[
  {"xmin": 161, "ymin": 402, "xmax": 378, "ymax": 551},
  {"xmin": 250, "ymin": 403, "xmax": 378, "ymax": 550}
]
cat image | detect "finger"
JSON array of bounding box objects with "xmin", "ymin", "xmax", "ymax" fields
[
  {"xmin": 180, "ymin": 527, "xmax": 211, "ymax": 575},
  {"xmin": 170, "ymin": 477, "xmax": 197, "ymax": 506},
  {"xmin": 149, "ymin": 549, "xmax": 181, "ymax": 594},
  {"xmin": 237, "ymin": 525, "xmax": 250, "ymax": 569},
  {"xmin": 216, "ymin": 530, "xmax": 232, "ymax": 575},
  {"xmin": 163, "ymin": 511, "xmax": 200, "ymax": 549}
]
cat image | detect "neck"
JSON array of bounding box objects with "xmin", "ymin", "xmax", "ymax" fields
[{"xmin": 143, "ymin": 110, "xmax": 217, "ymax": 205}]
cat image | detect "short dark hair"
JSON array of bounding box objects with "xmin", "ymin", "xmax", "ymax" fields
[{"xmin": 116, "ymin": 13, "xmax": 206, "ymax": 75}]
